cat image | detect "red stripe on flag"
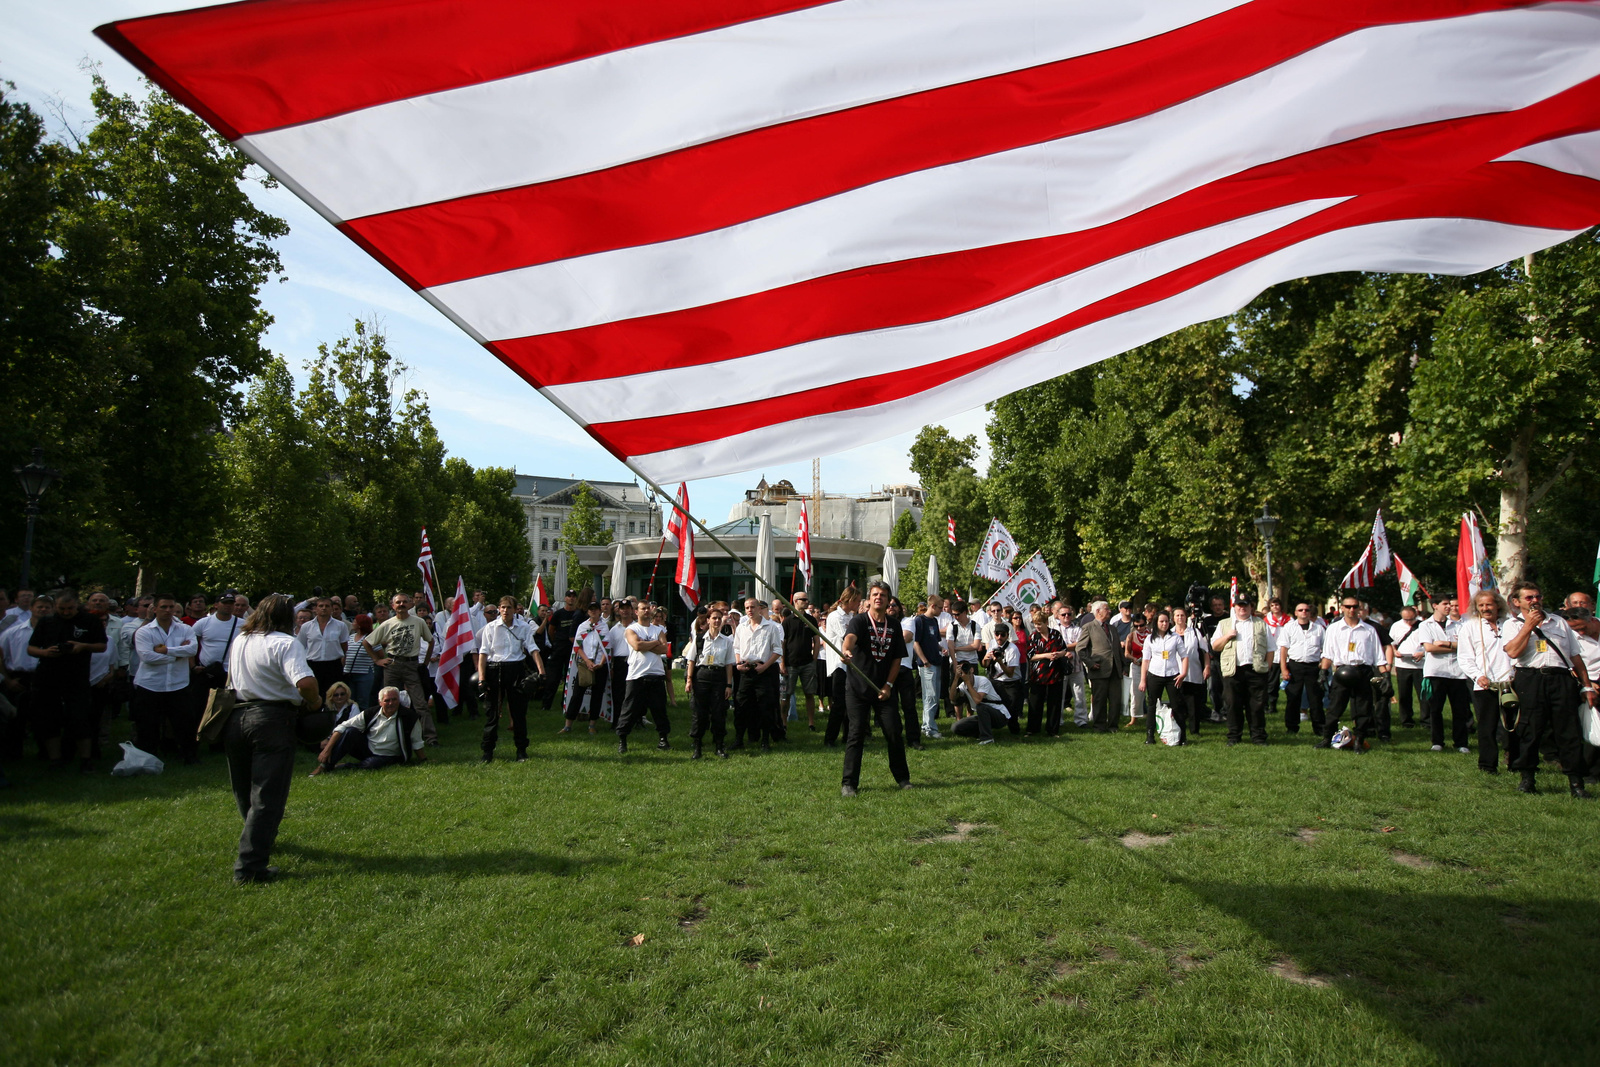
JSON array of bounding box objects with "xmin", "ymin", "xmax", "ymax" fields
[
  {"xmin": 581, "ymin": 163, "xmax": 1600, "ymax": 455},
  {"xmin": 94, "ymin": 0, "xmax": 835, "ymax": 142},
  {"xmin": 490, "ymin": 82, "xmax": 1600, "ymax": 388},
  {"xmin": 345, "ymin": 0, "xmax": 1539, "ymax": 288}
]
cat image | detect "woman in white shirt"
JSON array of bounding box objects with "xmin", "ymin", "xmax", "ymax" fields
[
  {"xmin": 1140, "ymin": 610, "xmax": 1186, "ymax": 745},
  {"xmin": 685, "ymin": 606, "xmax": 734, "ymax": 758},
  {"xmin": 1456, "ymin": 590, "xmax": 1515, "ymax": 774},
  {"xmin": 1171, "ymin": 608, "xmax": 1205, "ymax": 740}
]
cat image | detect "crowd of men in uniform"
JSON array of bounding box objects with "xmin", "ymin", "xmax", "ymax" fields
[{"xmin": 2, "ymin": 575, "xmax": 1595, "ymax": 799}]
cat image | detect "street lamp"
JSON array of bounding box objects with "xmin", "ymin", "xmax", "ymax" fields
[
  {"xmin": 1253, "ymin": 504, "xmax": 1280, "ymax": 604},
  {"xmin": 14, "ymin": 446, "xmax": 60, "ymax": 589}
]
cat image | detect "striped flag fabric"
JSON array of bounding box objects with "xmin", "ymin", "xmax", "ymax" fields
[
  {"xmin": 1229, "ymin": 575, "xmax": 1241, "ymax": 604},
  {"xmin": 532, "ymin": 574, "xmax": 547, "ymax": 610},
  {"xmin": 1456, "ymin": 511, "xmax": 1496, "ymax": 607},
  {"xmin": 1394, "ymin": 553, "xmax": 1428, "ymax": 606},
  {"xmin": 436, "ymin": 577, "xmax": 473, "ymax": 709},
  {"xmin": 796, "ymin": 501, "xmax": 814, "ymax": 590},
  {"xmin": 946, "ymin": 515, "xmax": 958, "ymax": 547},
  {"xmin": 1368, "ymin": 510, "xmax": 1394, "ymax": 577},
  {"xmin": 98, "ymin": 2, "xmax": 1600, "ymax": 483},
  {"xmin": 416, "ymin": 528, "xmax": 440, "ymax": 614},
  {"xmin": 666, "ymin": 483, "xmax": 700, "ymax": 611},
  {"xmin": 1341, "ymin": 543, "xmax": 1377, "ymax": 591}
]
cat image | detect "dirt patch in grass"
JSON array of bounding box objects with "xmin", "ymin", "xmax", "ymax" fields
[
  {"xmin": 919, "ymin": 821, "xmax": 993, "ymax": 843},
  {"xmin": 1293, "ymin": 828, "xmax": 1322, "ymax": 844},
  {"xmin": 1269, "ymin": 956, "xmax": 1332, "ymax": 988},
  {"xmin": 677, "ymin": 902, "xmax": 707, "ymax": 929},
  {"xmin": 1391, "ymin": 851, "xmax": 1436, "ymax": 870},
  {"xmin": 1120, "ymin": 831, "xmax": 1172, "ymax": 849},
  {"xmin": 1172, "ymin": 953, "xmax": 1206, "ymax": 972}
]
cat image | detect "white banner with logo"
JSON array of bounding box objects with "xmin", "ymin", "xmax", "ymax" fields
[{"xmin": 973, "ymin": 518, "xmax": 1018, "ymax": 581}]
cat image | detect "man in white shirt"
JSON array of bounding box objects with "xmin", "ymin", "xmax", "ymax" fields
[
  {"xmin": 477, "ymin": 596, "xmax": 544, "ymax": 762},
  {"xmin": 132, "ymin": 594, "xmax": 200, "ymax": 762},
  {"xmin": 732, "ymin": 597, "xmax": 784, "ymax": 753},
  {"xmin": 192, "ymin": 593, "xmax": 241, "ymax": 689},
  {"xmin": 1277, "ymin": 602, "xmax": 1327, "ymax": 737},
  {"xmin": 1318, "ymin": 595, "xmax": 1389, "ymax": 750},
  {"xmin": 1212, "ymin": 594, "xmax": 1272, "ymax": 746},
  {"xmin": 563, "ymin": 601, "xmax": 611, "ymax": 734},
  {"xmin": 607, "ymin": 600, "xmax": 636, "ymax": 731},
  {"xmin": 1503, "ymin": 581, "xmax": 1594, "ymax": 797},
  {"xmin": 1, "ymin": 594, "xmax": 50, "ymax": 761},
  {"xmin": 616, "ymin": 603, "xmax": 671, "ymax": 753},
  {"xmin": 1458, "ymin": 588, "xmax": 1517, "ymax": 774},
  {"xmin": 298, "ymin": 597, "xmax": 350, "ymax": 700},
  {"xmin": 950, "ymin": 660, "xmax": 1010, "ymax": 743},
  {"xmin": 312, "ymin": 686, "xmax": 425, "ymax": 773},
  {"xmin": 1052, "ymin": 601, "xmax": 1088, "ymax": 726},
  {"xmin": 1417, "ymin": 596, "xmax": 1471, "ymax": 754},
  {"xmin": 1389, "ymin": 605, "xmax": 1427, "ymax": 730},
  {"xmin": 686, "ymin": 605, "xmax": 735, "ymax": 759}
]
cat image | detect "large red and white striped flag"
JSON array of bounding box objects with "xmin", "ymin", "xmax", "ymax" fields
[
  {"xmin": 436, "ymin": 577, "xmax": 473, "ymax": 709},
  {"xmin": 99, "ymin": 2, "xmax": 1600, "ymax": 483},
  {"xmin": 416, "ymin": 528, "xmax": 440, "ymax": 614},
  {"xmin": 946, "ymin": 515, "xmax": 958, "ymax": 547},
  {"xmin": 665, "ymin": 483, "xmax": 700, "ymax": 610},
  {"xmin": 796, "ymin": 501, "xmax": 814, "ymax": 590}
]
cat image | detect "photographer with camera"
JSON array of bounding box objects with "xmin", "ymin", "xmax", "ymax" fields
[
  {"xmin": 1503, "ymin": 581, "xmax": 1593, "ymax": 797},
  {"xmin": 477, "ymin": 596, "xmax": 544, "ymax": 762}
]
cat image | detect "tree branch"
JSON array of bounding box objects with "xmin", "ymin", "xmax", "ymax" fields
[{"xmin": 1528, "ymin": 439, "xmax": 1587, "ymax": 509}]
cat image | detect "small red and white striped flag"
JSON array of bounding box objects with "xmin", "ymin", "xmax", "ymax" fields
[
  {"xmin": 1229, "ymin": 575, "xmax": 1240, "ymax": 604},
  {"xmin": 416, "ymin": 528, "xmax": 440, "ymax": 614},
  {"xmin": 1341, "ymin": 542, "xmax": 1377, "ymax": 590},
  {"xmin": 666, "ymin": 482, "xmax": 700, "ymax": 611},
  {"xmin": 98, "ymin": 2, "xmax": 1600, "ymax": 483},
  {"xmin": 946, "ymin": 515, "xmax": 957, "ymax": 547},
  {"xmin": 1341, "ymin": 509, "xmax": 1394, "ymax": 589},
  {"xmin": 436, "ymin": 577, "xmax": 473, "ymax": 708},
  {"xmin": 796, "ymin": 500, "xmax": 814, "ymax": 590}
]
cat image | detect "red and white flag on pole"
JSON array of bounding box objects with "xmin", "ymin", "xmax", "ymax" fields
[
  {"xmin": 946, "ymin": 515, "xmax": 957, "ymax": 547},
  {"xmin": 1340, "ymin": 509, "xmax": 1394, "ymax": 589},
  {"xmin": 796, "ymin": 500, "xmax": 814, "ymax": 590},
  {"xmin": 532, "ymin": 574, "xmax": 547, "ymax": 609},
  {"xmin": 1229, "ymin": 575, "xmax": 1241, "ymax": 604},
  {"xmin": 1456, "ymin": 511, "xmax": 1496, "ymax": 607},
  {"xmin": 416, "ymin": 528, "xmax": 440, "ymax": 614},
  {"xmin": 436, "ymin": 577, "xmax": 473, "ymax": 709},
  {"xmin": 666, "ymin": 482, "xmax": 700, "ymax": 610},
  {"xmin": 1341, "ymin": 542, "xmax": 1376, "ymax": 590},
  {"xmin": 98, "ymin": 3, "xmax": 1600, "ymax": 484}
]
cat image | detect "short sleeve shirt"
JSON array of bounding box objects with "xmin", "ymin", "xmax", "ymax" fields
[
  {"xmin": 845, "ymin": 612, "xmax": 907, "ymax": 695},
  {"xmin": 368, "ymin": 615, "xmax": 433, "ymax": 660}
]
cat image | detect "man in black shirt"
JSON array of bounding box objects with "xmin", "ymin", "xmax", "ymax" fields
[
  {"xmin": 839, "ymin": 580, "xmax": 911, "ymax": 796},
  {"xmin": 780, "ymin": 592, "xmax": 820, "ymax": 731},
  {"xmin": 543, "ymin": 591, "xmax": 580, "ymax": 709},
  {"xmin": 28, "ymin": 590, "xmax": 107, "ymax": 772}
]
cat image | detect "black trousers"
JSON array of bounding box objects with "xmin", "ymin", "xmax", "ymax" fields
[
  {"xmin": 1283, "ymin": 661, "xmax": 1324, "ymax": 734},
  {"xmin": 1179, "ymin": 680, "xmax": 1206, "ymax": 736},
  {"xmin": 995, "ymin": 679, "xmax": 1024, "ymax": 734},
  {"xmin": 735, "ymin": 668, "xmax": 778, "ymax": 745},
  {"xmin": 842, "ymin": 686, "xmax": 910, "ymax": 788},
  {"xmin": 1086, "ymin": 673, "xmax": 1114, "ymax": 732},
  {"xmin": 1394, "ymin": 668, "xmax": 1423, "ymax": 727},
  {"xmin": 29, "ymin": 677, "xmax": 92, "ymax": 744},
  {"xmin": 308, "ymin": 658, "xmax": 344, "ymax": 696},
  {"xmin": 1224, "ymin": 666, "xmax": 1269, "ymax": 743},
  {"xmin": 893, "ymin": 670, "xmax": 921, "ymax": 745},
  {"xmin": 542, "ymin": 650, "xmax": 570, "ymax": 709},
  {"xmin": 617, "ymin": 674, "xmax": 668, "ymax": 739},
  {"xmin": 1144, "ymin": 674, "xmax": 1185, "ymax": 743},
  {"xmin": 481, "ymin": 660, "xmax": 529, "ymax": 755},
  {"xmin": 1511, "ymin": 667, "xmax": 1582, "ymax": 778},
  {"xmin": 1475, "ymin": 689, "xmax": 1515, "ymax": 772},
  {"xmin": 824, "ymin": 669, "xmax": 848, "ymax": 744},
  {"xmin": 609, "ymin": 659, "xmax": 628, "ymax": 725},
  {"xmin": 564, "ymin": 661, "xmax": 607, "ymax": 722},
  {"xmin": 223, "ymin": 700, "xmax": 297, "ymax": 879},
  {"xmin": 690, "ymin": 675, "xmax": 729, "ymax": 748},
  {"xmin": 1026, "ymin": 678, "xmax": 1064, "ymax": 735},
  {"xmin": 1426, "ymin": 676, "xmax": 1472, "ymax": 750},
  {"xmin": 1324, "ymin": 667, "xmax": 1376, "ymax": 742},
  {"xmin": 325, "ymin": 729, "xmax": 403, "ymax": 770},
  {"xmin": 952, "ymin": 702, "xmax": 1006, "ymax": 741},
  {"xmin": 133, "ymin": 684, "xmax": 196, "ymax": 760}
]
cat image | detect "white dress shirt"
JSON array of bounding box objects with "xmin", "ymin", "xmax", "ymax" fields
[
  {"xmin": 1416, "ymin": 617, "xmax": 1465, "ymax": 680},
  {"xmin": 1390, "ymin": 617, "xmax": 1427, "ymax": 669},
  {"xmin": 688, "ymin": 630, "xmax": 733, "ymax": 671},
  {"xmin": 823, "ymin": 608, "xmax": 853, "ymax": 675},
  {"xmin": 1230, "ymin": 615, "xmax": 1263, "ymax": 666},
  {"xmin": 945, "ymin": 617, "xmax": 983, "ymax": 665},
  {"xmin": 1509, "ymin": 612, "xmax": 1581, "ymax": 670},
  {"xmin": 228, "ymin": 631, "xmax": 313, "ymax": 704},
  {"xmin": 477, "ymin": 617, "xmax": 531, "ymax": 663},
  {"xmin": 1142, "ymin": 632, "xmax": 1183, "ymax": 678},
  {"xmin": 608, "ymin": 621, "xmax": 631, "ymax": 658},
  {"xmin": 1321, "ymin": 619, "xmax": 1385, "ymax": 667},
  {"xmin": 133, "ymin": 619, "xmax": 199, "ymax": 692},
  {"xmin": 298, "ymin": 616, "xmax": 349, "ymax": 662},
  {"xmin": 1457, "ymin": 616, "xmax": 1514, "ymax": 689},
  {"xmin": 1278, "ymin": 619, "xmax": 1327, "ymax": 665},
  {"xmin": 1, "ymin": 620, "xmax": 38, "ymax": 674},
  {"xmin": 1172, "ymin": 628, "xmax": 1203, "ymax": 684},
  {"xmin": 733, "ymin": 617, "xmax": 783, "ymax": 667},
  {"xmin": 333, "ymin": 706, "xmax": 423, "ymax": 755}
]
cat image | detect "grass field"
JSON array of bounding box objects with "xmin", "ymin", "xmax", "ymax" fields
[{"xmin": 2, "ymin": 695, "xmax": 1597, "ymax": 1067}]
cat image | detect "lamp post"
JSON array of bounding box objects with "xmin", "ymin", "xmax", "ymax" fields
[
  {"xmin": 14, "ymin": 446, "xmax": 60, "ymax": 589},
  {"xmin": 1253, "ymin": 505, "xmax": 1280, "ymax": 604}
]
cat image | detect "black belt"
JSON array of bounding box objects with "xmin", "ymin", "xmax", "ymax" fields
[{"xmin": 1516, "ymin": 666, "xmax": 1571, "ymax": 676}]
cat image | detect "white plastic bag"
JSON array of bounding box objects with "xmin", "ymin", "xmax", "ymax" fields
[
  {"xmin": 1582, "ymin": 703, "xmax": 1600, "ymax": 747},
  {"xmin": 1154, "ymin": 701, "xmax": 1182, "ymax": 746},
  {"xmin": 111, "ymin": 742, "xmax": 164, "ymax": 776}
]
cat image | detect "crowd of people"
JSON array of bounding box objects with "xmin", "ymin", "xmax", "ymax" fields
[{"xmin": 2, "ymin": 572, "xmax": 1594, "ymax": 880}]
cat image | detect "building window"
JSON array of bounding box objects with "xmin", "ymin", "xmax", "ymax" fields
[
  {"xmin": 540, "ymin": 559, "xmax": 547, "ymax": 572},
  {"xmin": 541, "ymin": 516, "xmax": 549, "ymax": 530},
  {"xmin": 540, "ymin": 538, "xmax": 548, "ymax": 551},
  {"xmin": 608, "ymin": 520, "xmax": 617, "ymax": 532},
  {"xmin": 555, "ymin": 518, "xmax": 562, "ymax": 531},
  {"xmin": 627, "ymin": 521, "xmax": 636, "ymax": 534},
  {"xmin": 553, "ymin": 537, "xmax": 559, "ymax": 550}
]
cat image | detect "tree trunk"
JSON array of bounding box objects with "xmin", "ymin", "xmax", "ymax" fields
[{"xmin": 1496, "ymin": 425, "xmax": 1534, "ymax": 589}]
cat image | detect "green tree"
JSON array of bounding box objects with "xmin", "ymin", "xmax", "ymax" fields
[
  {"xmin": 561, "ymin": 483, "xmax": 610, "ymax": 591},
  {"xmin": 887, "ymin": 509, "xmax": 917, "ymax": 549},
  {"xmin": 429, "ymin": 461, "xmax": 530, "ymax": 596},
  {"xmin": 202, "ymin": 359, "xmax": 349, "ymax": 593},
  {"xmin": 905, "ymin": 466, "xmax": 991, "ymax": 605},
  {"xmin": 908, "ymin": 425, "xmax": 977, "ymax": 490}
]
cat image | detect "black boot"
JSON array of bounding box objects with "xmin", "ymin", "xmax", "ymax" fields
[
  {"xmin": 1570, "ymin": 777, "xmax": 1592, "ymax": 799},
  {"xmin": 691, "ymin": 741, "xmax": 702, "ymax": 760},
  {"xmin": 1517, "ymin": 771, "xmax": 1538, "ymax": 794}
]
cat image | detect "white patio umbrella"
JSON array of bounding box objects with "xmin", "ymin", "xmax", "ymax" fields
[
  {"xmin": 926, "ymin": 553, "xmax": 939, "ymax": 598},
  {"xmin": 755, "ymin": 514, "xmax": 777, "ymax": 600},
  {"xmin": 553, "ymin": 546, "xmax": 568, "ymax": 604},
  {"xmin": 609, "ymin": 539, "xmax": 627, "ymax": 600},
  {"xmin": 881, "ymin": 542, "xmax": 899, "ymax": 597}
]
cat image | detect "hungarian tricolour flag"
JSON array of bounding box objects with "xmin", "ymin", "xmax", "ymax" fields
[
  {"xmin": 1394, "ymin": 553, "xmax": 1427, "ymax": 607},
  {"xmin": 98, "ymin": 1, "xmax": 1600, "ymax": 483}
]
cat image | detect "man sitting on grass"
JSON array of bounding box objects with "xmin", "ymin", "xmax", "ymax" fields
[
  {"xmin": 949, "ymin": 661, "xmax": 1013, "ymax": 744},
  {"xmin": 309, "ymin": 686, "xmax": 425, "ymax": 774}
]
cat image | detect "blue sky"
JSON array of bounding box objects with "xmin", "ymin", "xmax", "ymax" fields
[{"xmin": 3, "ymin": 1, "xmax": 992, "ymax": 527}]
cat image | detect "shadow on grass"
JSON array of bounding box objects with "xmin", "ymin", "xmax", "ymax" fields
[
  {"xmin": 274, "ymin": 841, "xmax": 615, "ymax": 879},
  {"xmin": 1186, "ymin": 879, "xmax": 1600, "ymax": 1066},
  {"xmin": 0, "ymin": 810, "xmax": 108, "ymax": 842}
]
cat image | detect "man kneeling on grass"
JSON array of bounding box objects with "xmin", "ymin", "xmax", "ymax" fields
[
  {"xmin": 949, "ymin": 661, "xmax": 1013, "ymax": 744},
  {"xmin": 309, "ymin": 686, "xmax": 426, "ymax": 775}
]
